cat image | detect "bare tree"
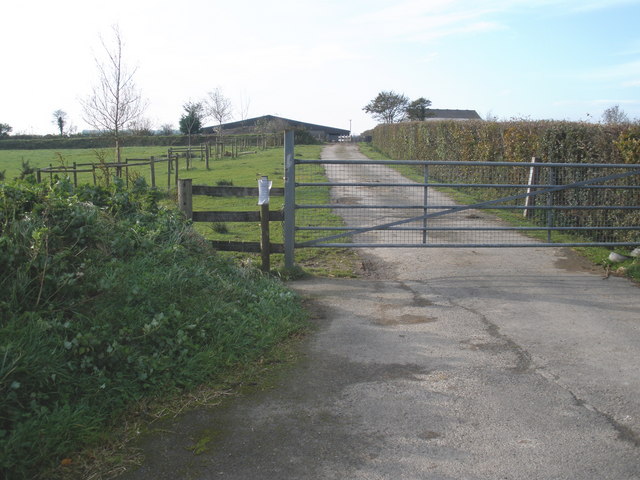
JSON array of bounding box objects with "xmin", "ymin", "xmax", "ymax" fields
[
  {"xmin": 601, "ymin": 105, "xmax": 630, "ymax": 125},
  {"xmin": 206, "ymin": 88, "xmax": 233, "ymax": 134},
  {"xmin": 129, "ymin": 117, "xmax": 154, "ymax": 135},
  {"xmin": 159, "ymin": 123, "xmax": 175, "ymax": 135},
  {"xmin": 81, "ymin": 25, "xmax": 148, "ymax": 163},
  {"xmin": 52, "ymin": 110, "xmax": 68, "ymax": 136},
  {"xmin": 239, "ymin": 92, "xmax": 251, "ymax": 125}
]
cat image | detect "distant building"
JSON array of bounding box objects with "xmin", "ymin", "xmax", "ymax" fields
[
  {"xmin": 422, "ymin": 109, "xmax": 482, "ymax": 121},
  {"xmin": 202, "ymin": 115, "xmax": 350, "ymax": 142}
]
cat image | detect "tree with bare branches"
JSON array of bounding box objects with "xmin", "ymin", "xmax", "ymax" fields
[
  {"xmin": 81, "ymin": 25, "xmax": 147, "ymax": 163},
  {"xmin": 239, "ymin": 92, "xmax": 251, "ymax": 125},
  {"xmin": 601, "ymin": 105, "xmax": 630, "ymax": 125},
  {"xmin": 206, "ymin": 88, "xmax": 233, "ymax": 134}
]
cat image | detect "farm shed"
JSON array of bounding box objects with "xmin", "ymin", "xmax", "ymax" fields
[
  {"xmin": 423, "ymin": 109, "xmax": 482, "ymax": 121},
  {"xmin": 202, "ymin": 115, "xmax": 350, "ymax": 142}
]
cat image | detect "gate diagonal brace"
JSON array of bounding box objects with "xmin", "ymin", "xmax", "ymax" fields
[{"xmin": 297, "ymin": 168, "xmax": 640, "ymax": 247}]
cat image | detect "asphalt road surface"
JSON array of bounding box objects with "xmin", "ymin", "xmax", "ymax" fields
[{"xmin": 119, "ymin": 143, "xmax": 639, "ymax": 480}]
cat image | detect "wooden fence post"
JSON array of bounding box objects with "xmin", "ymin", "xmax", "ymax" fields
[
  {"xmin": 73, "ymin": 162, "xmax": 78, "ymax": 187},
  {"xmin": 167, "ymin": 155, "xmax": 172, "ymax": 190},
  {"xmin": 175, "ymin": 155, "xmax": 179, "ymax": 187},
  {"xmin": 258, "ymin": 175, "xmax": 272, "ymax": 272},
  {"xmin": 260, "ymin": 203, "xmax": 270, "ymax": 272},
  {"xmin": 150, "ymin": 156, "xmax": 156, "ymax": 188},
  {"xmin": 178, "ymin": 179, "xmax": 193, "ymax": 220}
]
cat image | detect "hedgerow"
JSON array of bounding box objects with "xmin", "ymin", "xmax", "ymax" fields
[
  {"xmin": 0, "ymin": 178, "xmax": 307, "ymax": 478},
  {"xmin": 372, "ymin": 120, "xmax": 640, "ymax": 164},
  {"xmin": 372, "ymin": 121, "xmax": 640, "ymax": 243}
]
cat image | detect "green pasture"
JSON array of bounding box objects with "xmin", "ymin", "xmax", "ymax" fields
[
  {"xmin": 188, "ymin": 145, "xmax": 360, "ymax": 276},
  {"xmin": 0, "ymin": 146, "xmax": 168, "ymax": 180},
  {"xmin": 0, "ymin": 144, "xmax": 361, "ymax": 276}
]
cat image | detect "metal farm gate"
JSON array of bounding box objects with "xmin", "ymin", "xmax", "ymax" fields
[{"xmin": 282, "ymin": 132, "xmax": 640, "ymax": 268}]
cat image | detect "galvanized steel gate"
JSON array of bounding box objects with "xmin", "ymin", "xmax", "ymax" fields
[{"xmin": 282, "ymin": 131, "xmax": 640, "ymax": 268}]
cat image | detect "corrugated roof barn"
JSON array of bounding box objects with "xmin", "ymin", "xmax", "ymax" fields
[{"xmin": 202, "ymin": 115, "xmax": 350, "ymax": 141}]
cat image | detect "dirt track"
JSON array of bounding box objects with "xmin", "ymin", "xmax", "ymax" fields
[{"xmin": 119, "ymin": 143, "xmax": 640, "ymax": 479}]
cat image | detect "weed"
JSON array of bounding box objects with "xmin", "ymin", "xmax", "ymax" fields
[
  {"xmin": 19, "ymin": 159, "xmax": 35, "ymax": 180},
  {"xmin": 0, "ymin": 179, "xmax": 307, "ymax": 479},
  {"xmin": 211, "ymin": 222, "xmax": 229, "ymax": 234}
]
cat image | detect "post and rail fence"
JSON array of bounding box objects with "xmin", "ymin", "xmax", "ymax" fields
[
  {"xmin": 177, "ymin": 178, "xmax": 284, "ymax": 271},
  {"xmin": 33, "ymin": 134, "xmax": 278, "ymax": 188},
  {"xmin": 36, "ymin": 155, "xmax": 180, "ymax": 189}
]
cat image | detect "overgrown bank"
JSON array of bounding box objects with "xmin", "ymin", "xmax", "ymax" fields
[{"xmin": 0, "ymin": 178, "xmax": 307, "ymax": 479}]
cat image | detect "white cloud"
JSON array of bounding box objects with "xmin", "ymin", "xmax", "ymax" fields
[{"xmin": 350, "ymin": 1, "xmax": 504, "ymax": 43}]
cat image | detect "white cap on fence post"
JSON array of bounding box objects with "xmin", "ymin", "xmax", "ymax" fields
[{"xmin": 258, "ymin": 175, "xmax": 272, "ymax": 205}]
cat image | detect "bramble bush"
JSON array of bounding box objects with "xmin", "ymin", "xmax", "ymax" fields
[{"xmin": 0, "ymin": 177, "xmax": 307, "ymax": 478}]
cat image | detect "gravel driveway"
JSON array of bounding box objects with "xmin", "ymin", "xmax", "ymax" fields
[{"xmin": 120, "ymin": 143, "xmax": 639, "ymax": 480}]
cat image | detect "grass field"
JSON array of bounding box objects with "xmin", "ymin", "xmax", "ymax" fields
[
  {"xmin": 0, "ymin": 146, "xmax": 169, "ymax": 180},
  {"xmin": 0, "ymin": 143, "xmax": 363, "ymax": 277}
]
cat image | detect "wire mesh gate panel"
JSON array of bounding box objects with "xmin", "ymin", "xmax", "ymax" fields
[{"xmin": 286, "ymin": 154, "xmax": 640, "ymax": 251}]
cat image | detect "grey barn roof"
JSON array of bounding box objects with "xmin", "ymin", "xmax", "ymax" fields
[
  {"xmin": 423, "ymin": 109, "xmax": 482, "ymax": 120},
  {"xmin": 202, "ymin": 115, "xmax": 350, "ymax": 136}
]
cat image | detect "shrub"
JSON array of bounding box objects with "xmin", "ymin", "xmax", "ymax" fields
[{"xmin": 0, "ymin": 179, "xmax": 306, "ymax": 478}]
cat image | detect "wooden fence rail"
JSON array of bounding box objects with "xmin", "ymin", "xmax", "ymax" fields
[
  {"xmin": 36, "ymin": 155, "xmax": 179, "ymax": 189},
  {"xmin": 178, "ymin": 178, "xmax": 284, "ymax": 271}
]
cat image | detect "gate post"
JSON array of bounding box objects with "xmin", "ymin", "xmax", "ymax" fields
[
  {"xmin": 283, "ymin": 130, "xmax": 296, "ymax": 269},
  {"xmin": 546, "ymin": 167, "xmax": 557, "ymax": 243},
  {"xmin": 423, "ymin": 164, "xmax": 429, "ymax": 244}
]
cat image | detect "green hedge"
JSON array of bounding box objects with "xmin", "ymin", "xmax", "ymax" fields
[
  {"xmin": 0, "ymin": 130, "xmax": 319, "ymax": 151},
  {"xmin": 0, "ymin": 135, "xmax": 217, "ymax": 150},
  {"xmin": 372, "ymin": 120, "xmax": 640, "ymax": 164},
  {"xmin": 371, "ymin": 121, "xmax": 640, "ymax": 243}
]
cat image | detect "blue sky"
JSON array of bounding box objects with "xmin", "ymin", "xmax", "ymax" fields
[{"xmin": 2, "ymin": 0, "xmax": 639, "ymax": 135}]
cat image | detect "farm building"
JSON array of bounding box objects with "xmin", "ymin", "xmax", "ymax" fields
[
  {"xmin": 423, "ymin": 109, "xmax": 482, "ymax": 121},
  {"xmin": 202, "ymin": 115, "xmax": 349, "ymax": 142},
  {"xmin": 202, "ymin": 115, "xmax": 350, "ymax": 142}
]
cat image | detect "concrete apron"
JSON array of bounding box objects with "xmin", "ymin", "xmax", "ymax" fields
[{"xmin": 119, "ymin": 244, "xmax": 639, "ymax": 480}]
